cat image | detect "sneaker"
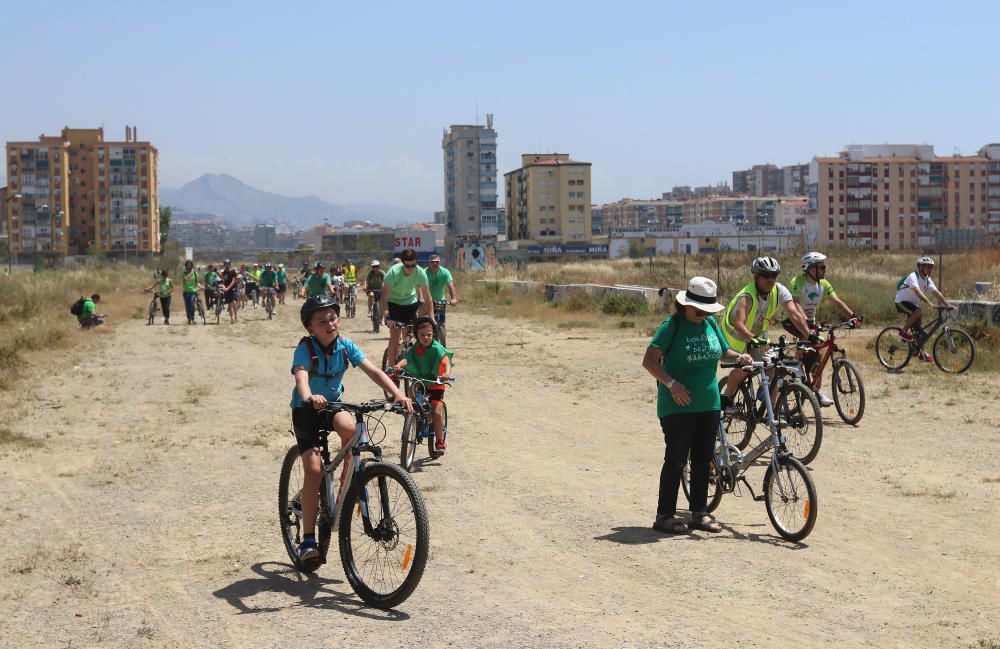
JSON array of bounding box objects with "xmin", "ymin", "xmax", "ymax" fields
[
  {"xmin": 899, "ymin": 331, "xmax": 914, "ymax": 342},
  {"xmin": 435, "ymin": 440, "xmax": 447, "ymax": 453},
  {"xmin": 918, "ymin": 351, "xmax": 934, "ymax": 363},
  {"xmin": 816, "ymin": 390, "xmax": 834, "ymax": 407},
  {"xmin": 298, "ymin": 539, "xmax": 320, "ymax": 565}
]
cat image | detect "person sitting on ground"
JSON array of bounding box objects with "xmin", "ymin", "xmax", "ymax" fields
[
  {"xmin": 78, "ymin": 294, "xmax": 106, "ymax": 329},
  {"xmin": 290, "ymin": 295, "xmax": 413, "ymax": 568},
  {"xmin": 389, "ymin": 316, "xmax": 454, "ymax": 453},
  {"xmin": 895, "ymin": 256, "xmax": 956, "ymax": 363}
]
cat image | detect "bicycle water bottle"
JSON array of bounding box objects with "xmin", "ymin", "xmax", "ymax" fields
[{"xmin": 756, "ymin": 384, "xmax": 767, "ymax": 402}]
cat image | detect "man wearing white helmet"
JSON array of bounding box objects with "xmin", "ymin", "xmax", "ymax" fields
[
  {"xmin": 719, "ymin": 256, "xmax": 811, "ymax": 407},
  {"xmin": 363, "ymin": 259, "xmax": 385, "ymax": 317},
  {"xmin": 895, "ymin": 256, "xmax": 956, "ymax": 362},
  {"xmin": 786, "ymin": 252, "xmax": 861, "ymax": 405}
]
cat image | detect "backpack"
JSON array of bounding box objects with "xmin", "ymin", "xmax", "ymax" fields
[
  {"xmin": 70, "ymin": 297, "xmax": 86, "ymax": 316},
  {"xmin": 298, "ymin": 336, "xmax": 350, "ymax": 380},
  {"xmin": 896, "ymin": 275, "xmax": 909, "ymax": 290}
]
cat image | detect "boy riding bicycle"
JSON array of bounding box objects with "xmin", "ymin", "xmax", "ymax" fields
[
  {"xmin": 290, "ymin": 295, "xmax": 412, "ymax": 568},
  {"xmin": 895, "ymin": 256, "xmax": 956, "ymax": 362},
  {"xmin": 388, "ymin": 316, "xmax": 454, "ymax": 453}
]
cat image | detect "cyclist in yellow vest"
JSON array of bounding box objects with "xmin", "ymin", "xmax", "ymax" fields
[{"xmin": 719, "ymin": 256, "xmax": 811, "ymax": 407}]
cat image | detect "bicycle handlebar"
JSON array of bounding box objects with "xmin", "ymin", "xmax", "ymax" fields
[
  {"xmin": 386, "ymin": 368, "xmax": 456, "ymax": 385},
  {"xmin": 321, "ymin": 400, "xmax": 408, "ymax": 416}
]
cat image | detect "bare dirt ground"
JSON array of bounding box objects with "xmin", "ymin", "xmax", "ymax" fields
[{"xmin": 1, "ymin": 303, "xmax": 998, "ymax": 649}]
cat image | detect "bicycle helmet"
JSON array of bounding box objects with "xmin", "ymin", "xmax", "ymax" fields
[
  {"xmin": 300, "ymin": 294, "xmax": 339, "ymax": 328},
  {"xmin": 314, "ymin": 261, "xmax": 325, "ymax": 269},
  {"xmin": 800, "ymin": 251, "xmax": 827, "ymax": 271},
  {"xmin": 916, "ymin": 256, "xmax": 935, "ymax": 267},
  {"xmin": 371, "ymin": 259, "xmax": 380, "ymax": 266},
  {"xmin": 751, "ymin": 256, "xmax": 781, "ymax": 274}
]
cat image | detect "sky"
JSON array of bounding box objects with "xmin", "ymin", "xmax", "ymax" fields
[{"xmin": 2, "ymin": 0, "xmax": 998, "ymax": 212}]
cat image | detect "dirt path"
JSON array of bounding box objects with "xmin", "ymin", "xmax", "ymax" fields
[{"xmin": 1, "ymin": 304, "xmax": 998, "ymax": 648}]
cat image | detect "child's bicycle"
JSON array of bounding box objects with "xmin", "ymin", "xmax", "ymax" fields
[
  {"xmin": 389, "ymin": 368, "xmax": 455, "ymax": 471},
  {"xmin": 875, "ymin": 306, "xmax": 975, "ymax": 374},
  {"xmin": 802, "ymin": 321, "xmax": 865, "ymax": 425},
  {"xmin": 144, "ymin": 289, "xmax": 159, "ymax": 325},
  {"xmin": 278, "ymin": 399, "xmax": 430, "ymax": 609},
  {"xmin": 683, "ymin": 357, "xmax": 819, "ymax": 542}
]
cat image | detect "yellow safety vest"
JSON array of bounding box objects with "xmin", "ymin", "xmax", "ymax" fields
[
  {"xmin": 343, "ymin": 264, "xmax": 357, "ymax": 284},
  {"xmin": 721, "ymin": 281, "xmax": 779, "ymax": 353}
]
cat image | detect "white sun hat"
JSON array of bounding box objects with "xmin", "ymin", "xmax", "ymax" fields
[{"xmin": 675, "ymin": 276, "xmax": 725, "ymax": 313}]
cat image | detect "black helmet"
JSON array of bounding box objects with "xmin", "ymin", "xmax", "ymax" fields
[{"xmin": 300, "ymin": 295, "xmax": 339, "ymax": 328}]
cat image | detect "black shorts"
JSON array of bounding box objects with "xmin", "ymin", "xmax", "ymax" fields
[
  {"xmin": 425, "ymin": 388, "xmax": 446, "ymax": 405},
  {"xmin": 895, "ymin": 301, "xmax": 919, "ymax": 316},
  {"xmin": 387, "ymin": 301, "xmax": 420, "ymax": 325},
  {"xmin": 292, "ymin": 406, "xmax": 334, "ymax": 454},
  {"xmin": 225, "ymin": 289, "xmax": 238, "ymax": 304}
]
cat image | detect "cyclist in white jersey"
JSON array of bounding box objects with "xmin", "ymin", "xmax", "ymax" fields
[{"xmin": 895, "ymin": 256, "xmax": 955, "ymax": 361}]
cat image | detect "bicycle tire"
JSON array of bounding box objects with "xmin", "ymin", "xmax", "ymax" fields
[
  {"xmin": 338, "ymin": 461, "xmax": 430, "ymax": 609},
  {"xmin": 278, "ymin": 445, "xmax": 330, "ymax": 574},
  {"xmin": 831, "ymin": 358, "xmax": 865, "ymax": 425},
  {"xmin": 763, "ymin": 455, "xmax": 817, "ymax": 542},
  {"xmin": 437, "ymin": 325, "xmax": 447, "ymax": 349},
  {"xmin": 719, "ymin": 377, "xmax": 755, "ymax": 450},
  {"xmin": 875, "ymin": 326, "xmax": 912, "ymax": 371},
  {"xmin": 427, "ymin": 402, "xmax": 447, "ymax": 459},
  {"xmin": 196, "ymin": 297, "xmax": 207, "ymax": 325},
  {"xmin": 933, "ymin": 328, "xmax": 975, "ymax": 374},
  {"xmin": 775, "ymin": 382, "xmax": 822, "ymax": 465},
  {"xmin": 147, "ymin": 298, "xmax": 157, "ymax": 325},
  {"xmin": 372, "ymin": 302, "xmax": 381, "ymax": 334},
  {"xmin": 381, "ymin": 348, "xmax": 401, "ymax": 399},
  {"xmin": 399, "ymin": 414, "xmax": 418, "ymax": 471},
  {"xmin": 681, "ymin": 455, "xmax": 723, "ymax": 514}
]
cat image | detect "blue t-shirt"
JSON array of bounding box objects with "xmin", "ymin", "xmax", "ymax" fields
[{"xmin": 289, "ymin": 336, "xmax": 365, "ymax": 408}]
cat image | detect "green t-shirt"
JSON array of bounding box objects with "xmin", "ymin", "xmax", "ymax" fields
[
  {"xmin": 182, "ymin": 270, "xmax": 199, "ymax": 293},
  {"xmin": 402, "ymin": 340, "xmax": 454, "ymax": 380},
  {"xmin": 79, "ymin": 298, "xmax": 95, "ymax": 322},
  {"xmin": 383, "ymin": 263, "xmax": 428, "ymax": 306},
  {"xmin": 426, "ymin": 266, "xmax": 454, "ymax": 301},
  {"xmin": 788, "ymin": 274, "xmax": 836, "ymax": 322},
  {"xmin": 647, "ymin": 315, "xmax": 729, "ymax": 417},
  {"xmin": 277, "ymin": 269, "xmax": 287, "ymax": 286},
  {"xmin": 260, "ymin": 269, "xmax": 277, "ymax": 287},
  {"xmin": 205, "ymin": 271, "xmax": 219, "ymax": 288},
  {"xmin": 304, "ymin": 272, "xmax": 333, "ymax": 297},
  {"xmin": 157, "ymin": 278, "xmax": 173, "ymax": 298}
]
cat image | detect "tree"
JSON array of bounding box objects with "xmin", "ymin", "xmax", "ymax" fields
[{"xmin": 159, "ymin": 206, "xmax": 172, "ymax": 254}]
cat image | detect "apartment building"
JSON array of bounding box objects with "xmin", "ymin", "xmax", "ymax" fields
[
  {"xmin": 4, "ymin": 126, "xmax": 159, "ymax": 256},
  {"xmin": 733, "ymin": 163, "xmax": 809, "ymax": 197},
  {"xmin": 602, "ymin": 195, "xmax": 802, "ymax": 231},
  {"xmin": 808, "ymin": 143, "xmax": 1000, "ymax": 250},
  {"xmin": 504, "ymin": 153, "xmax": 592, "ymax": 244},
  {"xmin": 442, "ymin": 116, "xmax": 498, "ymax": 237}
]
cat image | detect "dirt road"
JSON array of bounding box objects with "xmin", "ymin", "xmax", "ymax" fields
[{"xmin": 2, "ymin": 304, "xmax": 998, "ymax": 648}]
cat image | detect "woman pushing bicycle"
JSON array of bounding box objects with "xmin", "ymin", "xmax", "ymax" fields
[{"xmin": 642, "ymin": 277, "xmax": 752, "ymax": 535}]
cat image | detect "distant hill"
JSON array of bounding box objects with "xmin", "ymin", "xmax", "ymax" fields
[{"xmin": 160, "ymin": 174, "xmax": 432, "ymax": 227}]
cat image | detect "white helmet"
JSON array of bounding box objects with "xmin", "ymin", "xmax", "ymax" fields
[
  {"xmin": 916, "ymin": 256, "xmax": 935, "ymax": 267},
  {"xmin": 751, "ymin": 256, "xmax": 781, "ymax": 274},
  {"xmin": 371, "ymin": 259, "xmax": 380, "ymax": 267},
  {"xmin": 800, "ymin": 251, "xmax": 827, "ymax": 271}
]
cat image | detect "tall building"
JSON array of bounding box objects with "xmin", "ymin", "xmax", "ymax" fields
[
  {"xmin": 504, "ymin": 153, "xmax": 592, "ymax": 243},
  {"xmin": 809, "ymin": 143, "xmax": 1000, "ymax": 250},
  {"xmin": 4, "ymin": 126, "xmax": 159, "ymax": 257},
  {"xmin": 733, "ymin": 163, "xmax": 807, "ymax": 196},
  {"xmin": 442, "ymin": 116, "xmax": 498, "ymax": 237}
]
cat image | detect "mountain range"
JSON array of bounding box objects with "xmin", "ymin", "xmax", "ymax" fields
[{"xmin": 160, "ymin": 174, "xmax": 433, "ymax": 228}]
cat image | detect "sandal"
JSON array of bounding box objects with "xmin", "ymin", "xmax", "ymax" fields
[
  {"xmin": 690, "ymin": 513, "xmax": 722, "ymax": 533},
  {"xmin": 652, "ymin": 516, "xmax": 689, "ymax": 534}
]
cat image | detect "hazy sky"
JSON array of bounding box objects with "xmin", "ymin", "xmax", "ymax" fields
[{"xmin": 2, "ymin": 0, "xmax": 997, "ymax": 211}]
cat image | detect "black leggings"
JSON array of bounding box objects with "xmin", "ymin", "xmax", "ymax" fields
[
  {"xmin": 658, "ymin": 410, "xmax": 720, "ymax": 518},
  {"xmin": 159, "ymin": 295, "xmax": 171, "ymax": 321}
]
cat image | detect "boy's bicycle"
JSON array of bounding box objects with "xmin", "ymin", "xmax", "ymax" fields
[
  {"xmin": 802, "ymin": 321, "xmax": 865, "ymax": 425},
  {"xmin": 390, "ymin": 368, "xmax": 455, "ymax": 471},
  {"xmin": 278, "ymin": 399, "xmax": 430, "ymax": 609},
  {"xmin": 683, "ymin": 358, "xmax": 819, "ymax": 541},
  {"xmin": 875, "ymin": 306, "xmax": 975, "ymax": 374},
  {"xmin": 432, "ymin": 300, "xmax": 449, "ymax": 347},
  {"xmin": 720, "ymin": 337, "xmax": 823, "ymax": 465},
  {"xmin": 345, "ymin": 285, "xmax": 357, "ymax": 319}
]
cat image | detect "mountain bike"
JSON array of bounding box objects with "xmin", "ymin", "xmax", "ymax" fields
[
  {"xmin": 683, "ymin": 358, "xmax": 818, "ymax": 542},
  {"xmin": 246, "ymin": 282, "xmax": 259, "ymax": 309},
  {"xmin": 345, "ymin": 285, "xmax": 357, "ymax": 319},
  {"xmin": 145, "ymin": 291, "xmax": 158, "ymax": 325},
  {"xmin": 263, "ymin": 288, "xmax": 276, "ymax": 320},
  {"xmin": 390, "ymin": 369, "xmax": 455, "ymax": 471},
  {"xmin": 278, "ymin": 399, "xmax": 429, "ymax": 609},
  {"xmin": 194, "ymin": 294, "xmax": 207, "ymax": 325},
  {"xmin": 802, "ymin": 321, "xmax": 865, "ymax": 425},
  {"xmin": 875, "ymin": 306, "xmax": 975, "ymax": 374},
  {"xmin": 381, "ymin": 322, "xmax": 416, "ymax": 398},
  {"xmin": 212, "ymin": 285, "xmax": 225, "ymax": 324},
  {"xmin": 720, "ymin": 337, "xmax": 823, "ymax": 465},
  {"xmin": 370, "ymin": 290, "xmax": 382, "ymax": 333},
  {"xmin": 432, "ymin": 300, "xmax": 449, "ymax": 348}
]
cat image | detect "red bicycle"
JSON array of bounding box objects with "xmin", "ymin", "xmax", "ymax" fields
[{"xmin": 802, "ymin": 321, "xmax": 865, "ymax": 425}]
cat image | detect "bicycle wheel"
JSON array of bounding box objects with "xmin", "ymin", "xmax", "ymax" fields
[
  {"xmin": 196, "ymin": 297, "xmax": 207, "ymax": 324},
  {"xmin": 681, "ymin": 455, "xmax": 723, "ymax": 514},
  {"xmin": 215, "ymin": 297, "xmax": 223, "ymax": 324},
  {"xmin": 719, "ymin": 377, "xmax": 755, "ymax": 450},
  {"xmin": 399, "ymin": 414, "xmax": 419, "ymax": 472},
  {"xmin": 775, "ymin": 382, "xmax": 822, "ymax": 465},
  {"xmin": 372, "ymin": 302, "xmax": 381, "ymax": 334},
  {"xmin": 437, "ymin": 325, "xmax": 447, "ymax": 349},
  {"xmin": 278, "ymin": 446, "xmax": 331, "ymax": 574},
  {"xmin": 338, "ymin": 461, "xmax": 430, "ymax": 609},
  {"xmin": 875, "ymin": 327, "xmax": 912, "ymax": 371},
  {"xmin": 763, "ymin": 455, "xmax": 817, "ymax": 542},
  {"xmin": 381, "ymin": 348, "xmax": 402, "ymax": 399},
  {"xmin": 147, "ymin": 299, "xmax": 157, "ymax": 325},
  {"xmin": 933, "ymin": 329, "xmax": 975, "ymax": 374},
  {"xmin": 831, "ymin": 358, "xmax": 865, "ymax": 425},
  {"xmin": 427, "ymin": 402, "xmax": 447, "ymax": 459}
]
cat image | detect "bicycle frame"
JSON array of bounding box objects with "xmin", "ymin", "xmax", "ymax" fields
[{"xmin": 318, "ymin": 412, "xmax": 381, "ymax": 534}]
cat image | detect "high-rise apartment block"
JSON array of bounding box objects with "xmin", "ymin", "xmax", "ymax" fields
[
  {"xmin": 809, "ymin": 143, "xmax": 1000, "ymax": 250},
  {"xmin": 504, "ymin": 153, "xmax": 592, "ymax": 244},
  {"xmin": 733, "ymin": 163, "xmax": 809, "ymax": 197},
  {"xmin": 4, "ymin": 126, "xmax": 159, "ymax": 256},
  {"xmin": 442, "ymin": 117, "xmax": 498, "ymax": 237}
]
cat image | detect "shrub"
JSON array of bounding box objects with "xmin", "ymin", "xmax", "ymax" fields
[{"xmin": 602, "ymin": 294, "xmax": 648, "ymax": 316}]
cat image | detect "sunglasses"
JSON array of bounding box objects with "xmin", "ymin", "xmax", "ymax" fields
[
  {"xmin": 758, "ymin": 272, "xmax": 779, "ymax": 279},
  {"xmin": 429, "ymin": 260, "xmax": 440, "ymax": 264},
  {"xmin": 403, "ymin": 263, "xmax": 417, "ymax": 269}
]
